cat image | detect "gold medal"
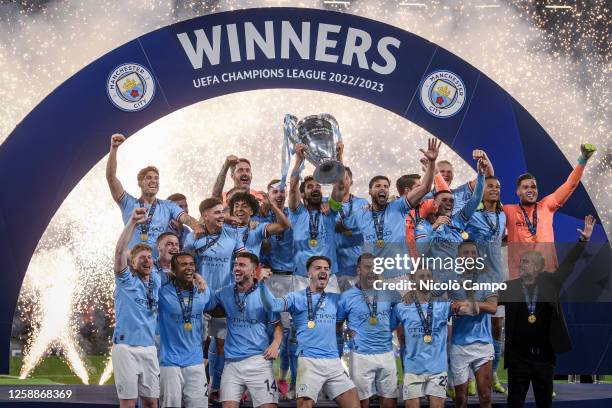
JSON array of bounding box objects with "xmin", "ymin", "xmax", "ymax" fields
[
  {"xmin": 344, "ymin": 230, "xmax": 353, "ymax": 237},
  {"xmin": 309, "ymin": 239, "xmax": 318, "ymax": 247},
  {"xmin": 184, "ymin": 322, "xmax": 192, "ymax": 331},
  {"xmin": 369, "ymin": 316, "xmax": 378, "ymax": 325},
  {"xmin": 376, "ymin": 239, "xmax": 385, "ymax": 248},
  {"xmin": 528, "ymin": 314, "xmax": 536, "ymax": 324},
  {"xmin": 461, "ymin": 231, "xmax": 469, "ymax": 240},
  {"xmin": 423, "ymin": 335, "xmax": 432, "ymax": 344},
  {"xmin": 307, "ymin": 320, "xmax": 315, "ymax": 329},
  {"xmin": 140, "ymin": 233, "xmax": 148, "ymax": 242}
]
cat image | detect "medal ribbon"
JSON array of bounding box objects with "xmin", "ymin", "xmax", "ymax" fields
[
  {"xmin": 306, "ymin": 287, "xmax": 326, "ymax": 323},
  {"xmin": 200, "ymin": 234, "xmax": 221, "ymax": 253},
  {"xmin": 372, "ymin": 207, "xmax": 386, "ymax": 243},
  {"xmin": 308, "ymin": 210, "xmax": 321, "ymax": 242},
  {"xmin": 519, "ymin": 203, "xmax": 538, "ymax": 236},
  {"xmin": 521, "ymin": 284, "xmax": 538, "ymax": 316},
  {"xmin": 358, "ymin": 284, "xmax": 378, "ymax": 319},
  {"xmin": 138, "ymin": 198, "xmax": 158, "ymax": 238},
  {"xmin": 143, "ymin": 277, "xmax": 156, "ymax": 312},
  {"xmin": 234, "ymin": 281, "xmax": 259, "ymax": 312},
  {"xmin": 413, "ymin": 294, "xmax": 433, "ymax": 337},
  {"xmin": 338, "ymin": 194, "xmax": 354, "ymax": 220},
  {"xmin": 174, "ymin": 282, "xmax": 194, "ymax": 325},
  {"xmin": 408, "ymin": 205, "xmax": 422, "ymax": 225},
  {"xmin": 482, "ymin": 209, "xmax": 500, "ymax": 239},
  {"xmin": 448, "ymin": 224, "xmax": 466, "ymax": 237},
  {"xmin": 237, "ymin": 226, "xmax": 249, "ymax": 246}
]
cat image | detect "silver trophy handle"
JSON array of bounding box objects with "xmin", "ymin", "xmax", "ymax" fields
[{"xmin": 284, "ymin": 114, "xmax": 299, "ymax": 148}]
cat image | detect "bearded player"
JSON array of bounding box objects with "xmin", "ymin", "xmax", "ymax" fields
[
  {"xmin": 212, "ymin": 155, "xmax": 264, "ymax": 204},
  {"xmin": 504, "ymin": 144, "xmax": 597, "ymax": 278},
  {"xmin": 209, "ymin": 252, "xmax": 283, "ymax": 408},
  {"xmin": 112, "ymin": 208, "xmax": 161, "ymax": 408},
  {"xmin": 288, "ymin": 143, "xmax": 344, "ymax": 292},
  {"xmin": 256, "ymin": 179, "xmax": 297, "ymax": 398},
  {"xmin": 333, "ymin": 139, "xmax": 441, "ymax": 282}
]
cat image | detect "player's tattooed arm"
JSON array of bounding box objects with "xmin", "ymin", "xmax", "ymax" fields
[{"xmin": 212, "ymin": 155, "xmax": 239, "ymax": 199}]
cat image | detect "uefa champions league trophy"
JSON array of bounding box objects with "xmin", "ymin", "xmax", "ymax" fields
[{"xmin": 283, "ymin": 113, "xmax": 345, "ymax": 184}]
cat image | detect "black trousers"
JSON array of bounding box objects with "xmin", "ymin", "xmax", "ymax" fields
[{"xmin": 506, "ymin": 350, "xmax": 555, "ymax": 408}]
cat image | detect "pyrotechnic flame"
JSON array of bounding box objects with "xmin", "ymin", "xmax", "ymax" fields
[
  {"xmin": 98, "ymin": 357, "xmax": 113, "ymax": 385},
  {"xmin": 18, "ymin": 248, "xmax": 89, "ymax": 384}
]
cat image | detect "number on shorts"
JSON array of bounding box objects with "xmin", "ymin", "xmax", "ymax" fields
[
  {"xmin": 438, "ymin": 375, "xmax": 448, "ymax": 387},
  {"xmin": 264, "ymin": 379, "xmax": 278, "ymax": 392}
]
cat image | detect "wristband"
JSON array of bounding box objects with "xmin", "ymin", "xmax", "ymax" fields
[{"xmin": 328, "ymin": 197, "xmax": 343, "ymax": 212}]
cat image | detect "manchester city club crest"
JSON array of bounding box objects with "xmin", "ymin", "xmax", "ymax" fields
[
  {"xmin": 419, "ymin": 70, "xmax": 466, "ymax": 118},
  {"xmin": 106, "ymin": 63, "xmax": 155, "ymax": 112}
]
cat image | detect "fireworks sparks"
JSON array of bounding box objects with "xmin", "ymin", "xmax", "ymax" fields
[
  {"xmin": 1, "ymin": 0, "xmax": 609, "ymax": 383},
  {"xmin": 18, "ymin": 248, "xmax": 89, "ymax": 384}
]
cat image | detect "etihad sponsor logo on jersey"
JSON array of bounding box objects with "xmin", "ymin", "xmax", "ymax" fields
[
  {"xmin": 357, "ymin": 310, "xmax": 390, "ymax": 321},
  {"xmin": 177, "ymin": 20, "xmax": 401, "ymax": 75}
]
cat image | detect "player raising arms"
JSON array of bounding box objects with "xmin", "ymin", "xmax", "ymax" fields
[
  {"xmin": 504, "ymin": 143, "xmax": 596, "ymax": 278},
  {"xmin": 288, "ymin": 143, "xmax": 344, "ymax": 292},
  {"xmin": 431, "ymin": 150, "xmax": 494, "ymax": 215},
  {"xmin": 112, "ymin": 208, "xmax": 161, "ymax": 408},
  {"xmin": 465, "ymin": 175, "xmax": 507, "ymax": 393},
  {"xmin": 212, "ymin": 155, "xmax": 264, "ymax": 204},
  {"xmin": 106, "ymin": 133, "xmax": 203, "ymax": 253},
  {"xmin": 334, "ymin": 139, "xmax": 441, "ymax": 280}
]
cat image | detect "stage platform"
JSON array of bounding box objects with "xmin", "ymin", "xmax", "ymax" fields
[{"xmin": 1, "ymin": 383, "xmax": 611, "ymax": 407}]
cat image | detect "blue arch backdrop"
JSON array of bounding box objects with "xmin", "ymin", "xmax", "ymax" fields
[{"xmin": 0, "ymin": 7, "xmax": 609, "ymax": 374}]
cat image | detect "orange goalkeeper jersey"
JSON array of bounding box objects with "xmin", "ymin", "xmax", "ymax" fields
[{"xmin": 504, "ymin": 164, "xmax": 585, "ymax": 278}]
